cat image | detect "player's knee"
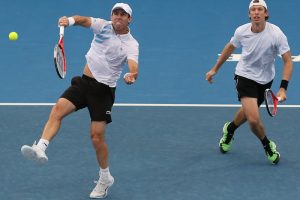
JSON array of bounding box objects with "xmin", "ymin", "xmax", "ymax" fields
[
  {"xmin": 90, "ymin": 131, "xmax": 105, "ymax": 145},
  {"xmin": 247, "ymin": 118, "xmax": 261, "ymax": 128},
  {"xmin": 50, "ymin": 104, "xmax": 65, "ymax": 120}
]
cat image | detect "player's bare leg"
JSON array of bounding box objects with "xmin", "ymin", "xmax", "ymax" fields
[
  {"xmin": 89, "ymin": 121, "xmax": 114, "ymax": 198},
  {"xmin": 21, "ymin": 98, "xmax": 76, "ymax": 164},
  {"xmin": 41, "ymin": 98, "xmax": 76, "ymax": 141},
  {"xmin": 241, "ymin": 97, "xmax": 280, "ymax": 164}
]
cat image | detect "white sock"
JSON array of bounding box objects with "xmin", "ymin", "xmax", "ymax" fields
[
  {"xmin": 36, "ymin": 139, "xmax": 49, "ymax": 151},
  {"xmin": 99, "ymin": 167, "xmax": 111, "ymax": 180}
]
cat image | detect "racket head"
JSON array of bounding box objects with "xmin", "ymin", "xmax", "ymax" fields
[
  {"xmin": 54, "ymin": 43, "xmax": 66, "ymax": 79},
  {"xmin": 264, "ymin": 89, "xmax": 279, "ymax": 117}
]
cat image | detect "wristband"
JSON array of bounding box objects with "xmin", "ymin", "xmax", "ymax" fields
[
  {"xmin": 280, "ymin": 80, "xmax": 289, "ymax": 90},
  {"xmin": 68, "ymin": 17, "xmax": 75, "ymax": 26}
]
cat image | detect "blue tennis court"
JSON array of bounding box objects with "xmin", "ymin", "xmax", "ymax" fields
[
  {"xmin": 1, "ymin": 0, "xmax": 300, "ymax": 199},
  {"xmin": 1, "ymin": 106, "xmax": 300, "ymax": 200}
]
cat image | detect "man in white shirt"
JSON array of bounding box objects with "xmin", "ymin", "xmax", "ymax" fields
[
  {"xmin": 206, "ymin": 0, "xmax": 293, "ymax": 164},
  {"xmin": 21, "ymin": 3, "xmax": 139, "ymax": 198}
]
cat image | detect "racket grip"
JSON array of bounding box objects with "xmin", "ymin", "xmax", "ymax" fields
[
  {"xmin": 59, "ymin": 26, "xmax": 65, "ymax": 37},
  {"xmin": 277, "ymin": 97, "xmax": 282, "ymax": 102}
]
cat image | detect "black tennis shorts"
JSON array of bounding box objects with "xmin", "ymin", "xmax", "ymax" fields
[
  {"xmin": 61, "ymin": 75, "xmax": 116, "ymax": 123},
  {"xmin": 235, "ymin": 75, "xmax": 273, "ymax": 106}
]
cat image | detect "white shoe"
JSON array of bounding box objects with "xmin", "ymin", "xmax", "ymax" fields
[
  {"xmin": 89, "ymin": 175, "xmax": 114, "ymax": 199},
  {"xmin": 21, "ymin": 141, "xmax": 48, "ymax": 164}
]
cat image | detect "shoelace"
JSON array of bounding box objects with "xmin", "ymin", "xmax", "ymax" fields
[{"xmin": 93, "ymin": 180, "xmax": 110, "ymax": 190}]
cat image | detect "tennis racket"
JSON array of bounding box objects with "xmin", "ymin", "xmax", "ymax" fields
[
  {"xmin": 54, "ymin": 26, "xmax": 66, "ymax": 79},
  {"xmin": 264, "ymin": 89, "xmax": 282, "ymax": 117}
]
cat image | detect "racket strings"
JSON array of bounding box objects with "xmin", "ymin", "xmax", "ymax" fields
[
  {"xmin": 266, "ymin": 92, "xmax": 275, "ymax": 114},
  {"xmin": 54, "ymin": 45, "xmax": 66, "ymax": 79}
]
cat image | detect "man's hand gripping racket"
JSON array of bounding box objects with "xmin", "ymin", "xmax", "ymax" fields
[
  {"xmin": 264, "ymin": 89, "xmax": 283, "ymax": 117},
  {"xmin": 54, "ymin": 26, "xmax": 67, "ymax": 79}
]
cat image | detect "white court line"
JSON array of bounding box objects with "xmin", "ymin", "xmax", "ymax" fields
[
  {"xmin": 0, "ymin": 103, "xmax": 55, "ymax": 106},
  {"xmin": 0, "ymin": 103, "xmax": 299, "ymax": 108},
  {"xmin": 218, "ymin": 53, "xmax": 300, "ymax": 62}
]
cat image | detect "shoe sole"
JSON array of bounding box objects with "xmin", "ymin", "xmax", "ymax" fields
[
  {"xmin": 89, "ymin": 178, "xmax": 114, "ymax": 199},
  {"xmin": 271, "ymin": 153, "xmax": 280, "ymax": 165},
  {"xmin": 21, "ymin": 145, "xmax": 37, "ymax": 160},
  {"xmin": 21, "ymin": 145, "xmax": 48, "ymax": 164},
  {"xmin": 219, "ymin": 146, "xmax": 228, "ymax": 154}
]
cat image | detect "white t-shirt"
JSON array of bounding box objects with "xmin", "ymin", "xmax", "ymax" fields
[
  {"xmin": 230, "ymin": 22, "xmax": 290, "ymax": 84},
  {"xmin": 85, "ymin": 18, "xmax": 139, "ymax": 87}
]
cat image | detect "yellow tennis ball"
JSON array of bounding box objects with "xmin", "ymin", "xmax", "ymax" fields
[{"xmin": 9, "ymin": 32, "xmax": 18, "ymax": 41}]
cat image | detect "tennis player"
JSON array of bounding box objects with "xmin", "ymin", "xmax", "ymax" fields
[
  {"xmin": 21, "ymin": 3, "xmax": 139, "ymax": 198},
  {"xmin": 206, "ymin": 0, "xmax": 293, "ymax": 164}
]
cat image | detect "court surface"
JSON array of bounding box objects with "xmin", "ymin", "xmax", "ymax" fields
[{"xmin": 1, "ymin": 0, "xmax": 300, "ymax": 199}]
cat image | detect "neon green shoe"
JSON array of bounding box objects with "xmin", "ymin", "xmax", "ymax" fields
[
  {"xmin": 264, "ymin": 141, "xmax": 280, "ymax": 164},
  {"xmin": 219, "ymin": 122, "xmax": 233, "ymax": 153}
]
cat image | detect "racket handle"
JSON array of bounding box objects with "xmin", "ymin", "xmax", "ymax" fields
[{"xmin": 59, "ymin": 26, "xmax": 65, "ymax": 37}]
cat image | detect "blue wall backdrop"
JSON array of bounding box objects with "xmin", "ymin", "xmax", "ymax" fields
[{"xmin": 1, "ymin": 0, "xmax": 299, "ymax": 104}]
